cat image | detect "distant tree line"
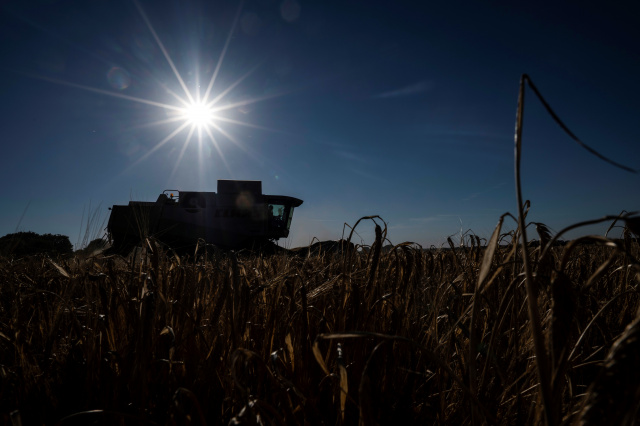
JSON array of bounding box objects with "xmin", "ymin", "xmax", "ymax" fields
[{"xmin": 0, "ymin": 232, "xmax": 73, "ymax": 257}]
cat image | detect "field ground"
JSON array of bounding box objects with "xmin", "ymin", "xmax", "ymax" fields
[{"xmin": 1, "ymin": 219, "xmax": 639, "ymax": 425}]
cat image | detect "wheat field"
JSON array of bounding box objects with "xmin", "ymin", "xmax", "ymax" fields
[{"xmin": 0, "ymin": 214, "xmax": 639, "ymax": 425}]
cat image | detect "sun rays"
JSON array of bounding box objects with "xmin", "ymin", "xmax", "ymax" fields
[
  {"xmin": 30, "ymin": 0, "xmax": 283, "ymax": 181},
  {"xmin": 121, "ymin": 0, "xmax": 253, "ymax": 178}
]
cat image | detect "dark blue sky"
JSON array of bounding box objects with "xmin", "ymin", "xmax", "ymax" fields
[{"xmin": 1, "ymin": 0, "xmax": 639, "ymax": 248}]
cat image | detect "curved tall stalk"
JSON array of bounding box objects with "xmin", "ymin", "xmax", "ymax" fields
[
  {"xmin": 513, "ymin": 73, "xmax": 636, "ymax": 425},
  {"xmin": 514, "ymin": 74, "xmax": 553, "ymax": 426}
]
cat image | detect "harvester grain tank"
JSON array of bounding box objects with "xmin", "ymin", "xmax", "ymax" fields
[{"xmin": 107, "ymin": 180, "xmax": 303, "ymax": 253}]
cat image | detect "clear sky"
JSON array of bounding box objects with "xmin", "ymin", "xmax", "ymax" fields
[{"xmin": 1, "ymin": 0, "xmax": 639, "ymax": 249}]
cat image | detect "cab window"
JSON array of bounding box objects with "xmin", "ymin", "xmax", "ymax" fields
[
  {"xmin": 268, "ymin": 204, "xmax": 286, "ymax": 229},
  {"xmin": 286, "ymin": 207, "xmax": 295, "ymax": 230}
]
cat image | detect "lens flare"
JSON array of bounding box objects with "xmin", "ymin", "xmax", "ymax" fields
[{"xmin": 107, "ymin": 67, "xmax": 131, "ymax": 90}]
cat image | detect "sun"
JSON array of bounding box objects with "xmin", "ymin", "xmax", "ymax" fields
[
  {"xmin": 36, "ymin": 0, "xmax": 281, "ymax": 179},
  {"xmin": 180, "ymin": 101, "xmax": 214, "ymax": 128}
]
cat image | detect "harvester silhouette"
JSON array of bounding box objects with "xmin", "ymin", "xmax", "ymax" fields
[{"xmin": 107, "ymin": 180, "xmax": 302, "ymax": 254}]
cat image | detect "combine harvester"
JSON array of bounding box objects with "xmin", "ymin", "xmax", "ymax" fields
[{"xmin": 107, "ymin": 180, "xmax": 303, "ymax": 254}]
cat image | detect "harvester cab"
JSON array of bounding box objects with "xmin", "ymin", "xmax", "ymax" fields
[{"xmin": 107, "ymin": 180, "xmax": 302, "ymax": 253}]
